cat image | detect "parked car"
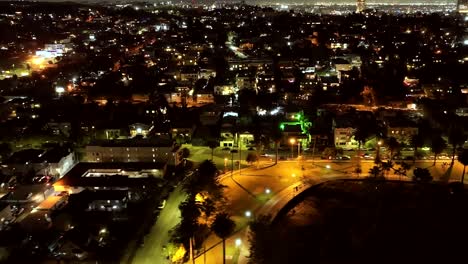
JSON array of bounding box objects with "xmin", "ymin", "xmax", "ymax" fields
[{"xmin": 338, "ymin": 155, "xmax": 351, "ymax": 160}]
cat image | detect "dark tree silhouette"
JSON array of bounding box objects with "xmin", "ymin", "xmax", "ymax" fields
[
  {"xmin": 179, "ymin": 147, "xmax": 191, "ymax": 160},
  {"xmin": 208, "ymin": 141, "xmax": 218, "ymax": 161},
  {"xmin": 412, "ymin": 168, "xmax": 433, "ymax": 182},
  {"xmin": 211, "ymin": 213, "xmax": 236, "ymax": 264},
  {"xmin": 246, "ymin": 152, "xmax": 259, "ymax": 164},
  {"xmin": 410, "ymin": 133, "xmax": 424, "ymax": 162},
  {"xmin": 431, "ymin": 135, "xmax": 447, "ymax": 166},
  {"xmin": 457, "ymin": 149, "xmax": 468, "ymax": 184},
  {"xmin": 271, "ymin": 124, "xmax": 283, "ymax": 165},
  {"xmin": 448, "ymin": 123, "xmax": 466, "ymax": 164},
  {"xmin": 385, "ymin": 137, "xmax": 400, "ymax": 161}
]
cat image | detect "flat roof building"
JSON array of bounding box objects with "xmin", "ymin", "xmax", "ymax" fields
[{"xmin": 53, "ymin": 162, "xmax": 166, "ymax": 194}]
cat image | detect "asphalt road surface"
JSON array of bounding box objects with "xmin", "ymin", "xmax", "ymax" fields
[{"xmin": 131, "ymin": 184, "xmax": 186, "ymax": 264}]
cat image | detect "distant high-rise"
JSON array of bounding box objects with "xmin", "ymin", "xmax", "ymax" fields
[
  {"xmin": 356, "ymin": 0, "xmax": 366, "ymax": 13},
  {"xmin": 458, "ymin": 0, "xmax": 468, "ymax": 13}
]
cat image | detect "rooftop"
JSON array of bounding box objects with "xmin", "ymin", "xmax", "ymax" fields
[
  {"xmin": 54, "ymin": 162, "xmax": 166, "ymax": 188},
  {"xmin": 6, "ymin": 148, "xmax": 71, "ymax": 164}
]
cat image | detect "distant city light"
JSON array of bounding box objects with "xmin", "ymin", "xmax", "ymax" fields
[
  {"xmin": 55, "ymin": 86, "xmax": 65, "ymax": 94},
  {"xmin": 31, "ymin": 57, "xmax": 45, "ymax": 65},
  {"xmin": 223, "ymin": 112, "xmax": 238, "ymax": 118}
]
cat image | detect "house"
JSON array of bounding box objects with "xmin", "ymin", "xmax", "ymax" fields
[
  {"xmin": 199, "ymin": 105, "xmax": 222, "ymax": 126},
  {"xmin": 385, "ymin": 118, "xmax": 418, "ymax": 145},
  {"xmin": 199, "ymin": 69, "xmax": 216, "ymax": 79},
  {"xmin": 129, "ymin": 123, "xmax": 152, "ymax": 138},
  {"xmin": 236, "ymin": 71, "xmax": 257, "ymax": 90},
  {"xmin": 193, "ymin": 89, "xmax": 215, "ymax": 105},
  {"xmin": 333, "ymin": 115, "xmax": 359, "ymax": 149},
  {"xmin": 334, "ymin": 127, "xmax": 358, "ymax": 149},
  {"xmin": 3, "ymin": 148, "xmax": 76, "ymax": 178},
  {"xmin": 214, "ymin": 84, "xmax": 236, "ymax": 95},
  {"xmin": 45, "ymin": 121, "xmax": 71, "ymax": 137},
  {"xmin": 104, "ymin": 127, "xmax": 124, "ymax": 140},
  {"xmin": 281, "ymin": 124, "xmax": 308, "ymax": 148},
  {"xmin": 171, "ymin": 121, "xmax": 196, "ymax": 144},
  {"xmin": 320, "ymin": 75, "xmax": 340, "ymax": 90},
  {"xmin": 84, "ymin": 190, "xmax": 128, "ymax": 212},
  {"xmin": 179, "ymin": 66, "xmax": 199, "ymax": 82}
]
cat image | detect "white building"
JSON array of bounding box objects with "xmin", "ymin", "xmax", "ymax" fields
[{"xmin": 334, "ymin": 127, "xmax": 358, "ymax": 149}]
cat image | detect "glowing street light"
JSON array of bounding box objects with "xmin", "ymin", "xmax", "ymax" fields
[
  {"xmin": 235, "ymin": 238, "xmax": 242, "ymax": 247},
  {"xmin": 55, "ymin": 86, "xmax": 65, "ymax": 96},
  {"xmin": 245, "ymin": 210, "xmax": 252, "ymax": 218},
  {"xmin": 325, "ymin": 165, "xmax": 331, "ymax": 169},
  {"xmin": 289, "ymin": 138, "xmax": 296, "ymax": 158},
  {"xmin": 376, "ymin": 141, "xmax": 382, "ymax": 163},
  {"xmin": 265, "ymin": 188, "xmax": 271, "ymax": 194}
]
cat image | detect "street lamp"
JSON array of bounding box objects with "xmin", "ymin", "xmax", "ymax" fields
[
  {"xmin": 289, "ymin": 138, "xmax": 296, "ymax": 158},
  {"xmin": 265, "ymin": 188, "xmax": 271, "ymax": 194},
  {"xmin": 235, "ymin": 238, "xmax": 242, "ymax": 247},
  {"xmin": 245, "ymin": 210, "xmax": 252, "ymax": 218},
  {"xmin": 376, "ymin": 140, "xmax": 382, "ymax": 163},
  {"xmin": 230, "ymin": 149, "xmax": 238, "ymax": 177},
  {"xmin": 224, "ymin": 158, "xmax": 228, "ymax": 172}
]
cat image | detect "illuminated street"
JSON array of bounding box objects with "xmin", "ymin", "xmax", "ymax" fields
[
  {"xmin": 131, "ymin": 185, "xmax": 187, "ymax": 264},
  {"xmin": 0, "ymin": 2, "xmax": 467, "ymax": 263},
  {"xmin": 193, "ymin": 159, "xmax": 467, "ymax": 264}
]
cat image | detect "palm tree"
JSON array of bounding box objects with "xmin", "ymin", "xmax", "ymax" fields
[
  {"xmin": 410, "ymin": 133, "xmax": 424, "ymax": 162},
  {"xmin": 448, "ymin": 123, "xmax": 466, "ymax": 164},
  {"xmin": 179, "ymin": 147, "xmax": 191, "ymax": 160},
  {"xmin": 385, "ymin": 137, "xmax": 400, "ymax": 161},
  {"xmin": 184, "ymin": 160, "xmax": 221, "ymax": 198},
  {"xmin": 457, "ymin": 149, "xmax": 468, "ymax": 184},
  {"xmin": 178, "ymin": 198, "xmax": 203, "ymax": 264},
  {"xmin": 208, "ymin": 141, "xmax": 218, "ymax": 161},
  {"xmin": 369, "ymin": 166, "xmax": 381, "ymax": 178},
  {"xmin": 431, "ymin": 135, "xmax": 447, "ymax": 166},
  {"xmin": 211, "ymin": 213, "xmax": 236, "ymax": 264},
  {"xmin": 354, "ymin": 126, "xmax": 370, "ymax": 163},
  {"xmin": 412, "ymin": 168, "xmax": 433, "ymax": 182},
  {"xmin": 381, "ymin": 161, "xmax": 393, "ymax": 177},
  {"xmin": 271, "ymin": 125, "xmax": 283, "ymax": 164}
]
